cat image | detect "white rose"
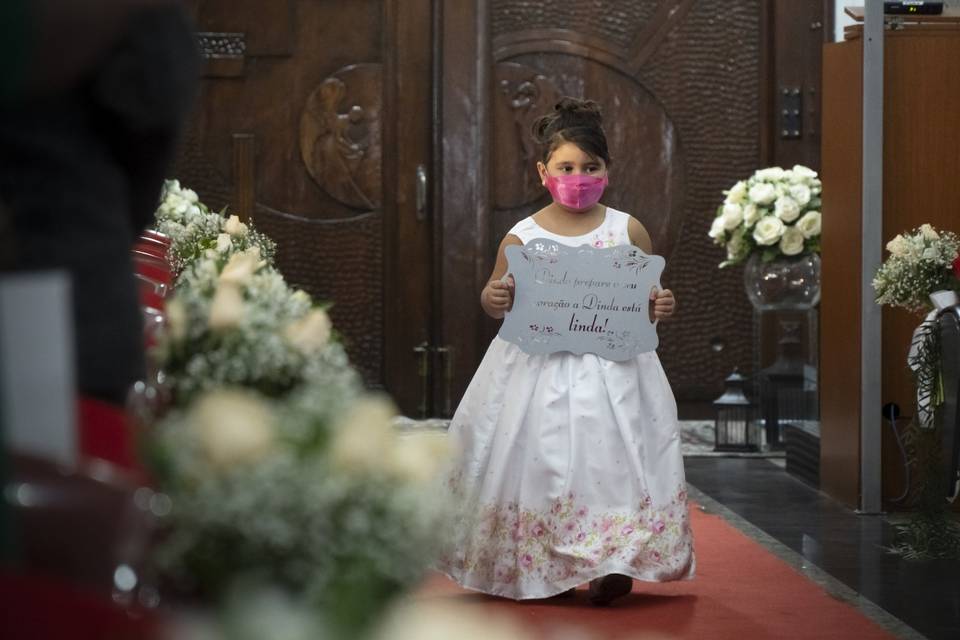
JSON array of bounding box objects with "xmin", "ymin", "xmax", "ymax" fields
[
  {"xmin": 220, "ymin": 246, "xmax": 263, "ymax": 285},
  {"xmin": 886, "ymin": 234, "xmax": 910, "ymax": 256},
  {"xmin": 724, "ymin": 180, "xmax": 747, "ymax": 205},
  {"xmin": 374, "ymin": 602, "xmax": 536, "ymax": 640},
  {"xmin": 291, "ymin": 290, "xmax": 311, "ymax": 305},
  {"xmin": 721, "ymin": 203, "xmax": 743, "ymax": 230},
  {"xmin": 208, "ymin": 282, "xmax": 245, "ymax": 330},
  {"xmin": 788, "ymin": 184, "xmax": 811, "ymax": 207},
  {"xmin": 743, "ymin": 203, "xmax": 761, "ymax": 226},
  {"xmin": 182, "ymin": 188, "xmax": 199, "ymax": 204},
  {"xmin": 795, "ymin": 211, "xmax": 821, "ymax": 239},
  {"xmin": 792, "ymin": 165, "xmax": 818, "ymax": 179},
  {"xmin": 708, "ymin": 215, "xmax": 726, "ymax": 240},
  {"xmin": 329, "ymin": 396, "xmax": 398, "ymax": 474},
  {"xmin": 387, "ymin": 432, "xmax": 451, "ymax": 484},
  {"xmin": 165, "ymin": 297, "xmax": 188, "ymax": 342},
  {"xmin": 189, "ymin": 389, "xmax": 275, "ymax": 470},
  {"xmin": 284, "ymin": 309, "xmax": 332, "ymax": 355},
  {"xmin": 748, "ymin": 183, "xmax": 777, "ymax": 205},
  {"xmin": 755, "ymin": 167, "xmax": 785, "ymax": 181},
  {"xmin": 224, "ymin": 214, "xmax": 249, "ymax": 237},
  {"xmin": 779, "ymin": 225, "xmax": 805, "ymax": 256},
  {"xmin": 919, "ymin": 223, "xmax": 939, "ymax": 241},
  {"xmin": 774, "ymin": 196, "xmax": 801, "ymax": 223},
  {"xmin": 753, "ymin": 215, "xmax": 785, "ymax": 246},
  {"xmin": 215, "ymin": 233, "xmax": 233, "ymax": 254}
]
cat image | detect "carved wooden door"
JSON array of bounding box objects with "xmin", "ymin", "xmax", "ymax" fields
[
  {"xmin": 176, "ymin": 0, "xmax": 434, "ymax": 416},
  {"xmin": 438, "ymin": 1, "xmax": 765, "ymax": 413}
]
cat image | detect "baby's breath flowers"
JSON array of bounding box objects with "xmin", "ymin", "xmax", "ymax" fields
[{"xmin": 873, "ymin": 224, "xmax": 960, "ymax": 313}]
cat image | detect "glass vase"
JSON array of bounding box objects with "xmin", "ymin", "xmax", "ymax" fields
[{"xmin": 743, "ymin": 252, "xmax": 821, "ymax": 311}]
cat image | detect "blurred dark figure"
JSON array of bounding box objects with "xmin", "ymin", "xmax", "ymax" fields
[{"xmin": 0, "ymin": 0, "xmax": 200, "ymax": 405}]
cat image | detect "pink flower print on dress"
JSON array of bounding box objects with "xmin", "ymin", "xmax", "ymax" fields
[
  {"xmin": 532, "ymin": 522, "xmax": 546, "ymax": 537},
  {"xmin": 652, "ymin": 520, "xmax": 666, "ymax": 534},
  {"xmin": 521, "ymin": 554, "xmax": 534, "ymax": 568},
  {"xmin": 621, "ymin": 525, "xmax": 635, "ymax": 536}
]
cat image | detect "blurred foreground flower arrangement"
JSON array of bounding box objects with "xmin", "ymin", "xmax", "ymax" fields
[{"xmin": 144, "ymin": 181, "xmax": 452, "ymax": 638}]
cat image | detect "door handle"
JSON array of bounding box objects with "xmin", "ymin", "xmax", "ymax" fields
[{"xmin": 415, "ymin": 164, "xmax": 428, "ymax": 222}]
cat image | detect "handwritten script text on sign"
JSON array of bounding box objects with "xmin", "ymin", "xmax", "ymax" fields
[{"xmin": 498, "ymin": 239, "xmax": 665, "ymax": 360}]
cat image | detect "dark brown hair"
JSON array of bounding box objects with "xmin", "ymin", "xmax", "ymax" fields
[{"xmin": 531, "ymin": 97, "xmax": 611, "ymax": 166}]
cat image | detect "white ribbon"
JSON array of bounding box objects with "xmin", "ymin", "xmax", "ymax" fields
[{"xmin": 908, "ymin": 291, "xmax": 960, "ymax": 429}]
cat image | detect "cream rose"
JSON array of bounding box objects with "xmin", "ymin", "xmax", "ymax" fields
[
  {"xmin": 224, "ymin": 214, "xmax": 249, "ymax": 237},
  {"xmin": 708, "ymin": 215, "xmax": 726, "ymax": 240},
  {"xmin": 284, "ymin": 309, "xmax": 332, "ymax": 355},
  {"xmin": 779, "ymin": 225, "xmax": 805, "ymax": 256},
  {"xmin": 886, "ymin": 234, "xmax": 909, "ymax": 256},
  {"xmin": 215, "ymin": 233, "xmax": 233, "ymax": 254},
  {"xmin": 208, "ymin": 282, "xmax": 245, "ymax": 330},
  {"xmin": 329, "ymin": 396, "xmax": 398, "ymax": 474},
  {"xmin": 796, "ymin": 210, "xmax": 821, "ymax": 238},
  {"xmin": 721, "ymin": 203, "xmax": 743, "ymax": 230},
  {"xmin": 189, "ymin": 389, "xmax": 275, "ymax": 469},
  {"xmin": 788, "ymin": 184, "xmax": 812, "ymax": 207},
  {"xmin": 748, "ymin": 183, "xmax": 777, "ymax": 205},
  {"xmin": 774, "ymin": 196, "xmax": 801, "ymax": 223},
  {"xmin": 755, "ymin": 167, "xmax": 785, "ymax": 181},
  {"xmin": 920, "ymin": 223, "xmax": 940, "ymax": 241},
  {"xmin": 165, "ymin": 297, "xmax": 188, "ymax": 342},
  {"xmin": 753, "ymin": 215, "xmax": 785, "ymax": 246},
  {"xmin": 743, "ymin": 203, "xmax": 761, "ymax": 226},
  {"xmin": 792, "ymin": 165, "xmax": 818, "ymax": 179},
  {"xmin": 725, "ymin": 180, "xmax": 747, "ymax": 205},
  {"xmin": 220, "ymin": 246, "xmax": 263, "ymax": 285}
]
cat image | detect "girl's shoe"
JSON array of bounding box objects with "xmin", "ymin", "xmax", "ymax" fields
[{"xmin": 588, "ymin": 574, "xmax": 633, "ymax": 605}]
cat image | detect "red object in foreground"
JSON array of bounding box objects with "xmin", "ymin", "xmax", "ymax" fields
[
  {"xmin": 78, "ymin": 396, "xmax": 140, "ymax": 474},
  {"xmin": 0, "ymin": 573, "xmax": 162, "ymax": 640},
  {"xmin": 952, "ymin": 254, "xmax": 960, "ymax": 280},
  {"xmin": 418, "ymin": 503, "xmax": 898, "ymax": 640}
]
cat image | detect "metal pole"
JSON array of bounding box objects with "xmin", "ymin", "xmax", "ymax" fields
[{"xmin": 860, "ymin": 0, "xmax": 884, "ymax": 514}]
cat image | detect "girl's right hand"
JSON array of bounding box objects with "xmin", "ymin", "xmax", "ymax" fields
[{"xmin": 482, "ymin": 277, "xmax": 515, "ymax": 317}]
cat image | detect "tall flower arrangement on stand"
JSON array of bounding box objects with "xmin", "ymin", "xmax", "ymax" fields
[
  {"xmin": 708, "ymin": 165, "xmax": 822, "ymax": 267},
  {"xmin": 873, "ymin": 223, "xmax": 960, "ymax": 560},
  {"xmin": 143, "ymin": 181, "xmax": 453, "ymax": 638}
]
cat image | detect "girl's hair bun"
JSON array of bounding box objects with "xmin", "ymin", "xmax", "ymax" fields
[
  {"xmin": 554, "ymin": 97, "xmax": 602, "ymax": 124},
  {"xmin": 531, "ymin": 96, "xmax": 611, "ymax": 165},
  {"xmin": 532, "ymin": 97, "xmax": 603, "ymax": 144}
]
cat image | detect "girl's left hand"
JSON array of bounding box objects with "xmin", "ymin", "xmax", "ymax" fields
[{"xmin": 650, "ymin": 288, "xmax": 676, "ymax": 320}]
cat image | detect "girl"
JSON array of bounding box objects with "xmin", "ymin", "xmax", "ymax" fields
[{"xmin": 439, "ymin": 98, "xmax": 694, "ymax": 605}]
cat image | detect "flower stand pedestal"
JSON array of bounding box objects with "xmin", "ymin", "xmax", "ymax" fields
[{"xmin": 744, "ymin": 254, "xmax": 821, "ymax": 454}]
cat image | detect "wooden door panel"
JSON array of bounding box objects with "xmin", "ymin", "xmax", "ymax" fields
[{"xmin": 176, "ymin": 0, "xmax": 433, "ymax": 411}]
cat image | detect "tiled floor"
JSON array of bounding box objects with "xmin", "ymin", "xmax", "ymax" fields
[{"xmin": 684, "ymin": 457, "xmax": 960, "ymax": 640}]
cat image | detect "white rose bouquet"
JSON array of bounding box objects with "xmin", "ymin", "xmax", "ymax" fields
[
  {"xmin": 873, "ymin": 224, "xmax": 960, "ymax": 313},
  {"xmin": 151, "ymin": 387, "xmax": 452, "ymax": 638},
  {"xmin": 709, "ymin": 165, "xmax": 822, "ymax": 267},
  {"xmin": 155, "ymin": 179, "xmax": 277, "ymax": 275},
  {"xmin": 157, "ymin": 249, "xmax": 344, "ymax": 402},
  {"xmin": 146, "ymin": 182, "xmax": 455, "ymax": 638}
]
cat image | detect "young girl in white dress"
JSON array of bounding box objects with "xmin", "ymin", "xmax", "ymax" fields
[{"xmin": 438, "ymin": 98, "xmax": 695, "ymax": 605}]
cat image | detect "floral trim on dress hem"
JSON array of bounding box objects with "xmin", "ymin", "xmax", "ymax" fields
[
  {"xmin": 436, "ymin": 555, "xmax": 696, "ymax": 601},
  {"xmin": 438, "ymin": 487, "xmax": 695, "ymax": 600}
]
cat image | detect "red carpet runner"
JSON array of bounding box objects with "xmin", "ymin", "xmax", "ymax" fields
[{"xmin": 417, "ymin": 503, "xmax": 898, "ymax": 639}]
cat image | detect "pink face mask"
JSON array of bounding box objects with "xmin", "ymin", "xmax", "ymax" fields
[{"xmin": 544, "ymin": 174, "xmax": 609, "ymax": 212}]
